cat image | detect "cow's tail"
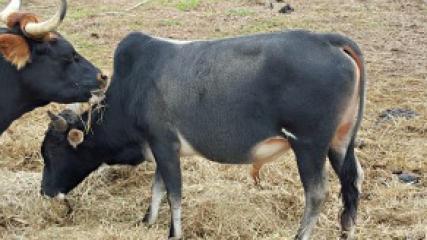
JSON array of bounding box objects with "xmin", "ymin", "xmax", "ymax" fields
[{"xmin": 325, "ymin": 33, "xmax": 366, "ymax": 236}]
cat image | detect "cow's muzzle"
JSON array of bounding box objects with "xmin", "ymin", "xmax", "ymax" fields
[
  {"xmin": 40, "ymin": 190, "xmax": 74, "ymax": 215},
  {"xmin": 89, "ymin": 72, "xmax": 109, "ymax": 105},
  {"xmin": 97, "ymin": 72, "xmax": 109, "ymax": 91}
]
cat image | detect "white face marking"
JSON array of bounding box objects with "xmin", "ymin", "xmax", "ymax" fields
[
  {"xmin": 56, "ymin": 193, "xmax": 66, "ymax": 200},
  {"xmin": 153, "ymin": 36, "xmax": 195, "ymax": 45}
]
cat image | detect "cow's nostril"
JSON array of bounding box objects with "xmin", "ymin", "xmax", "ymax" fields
[{"xmin": 97, "ymin": 73, "xmax": 109, "ymax": 89}]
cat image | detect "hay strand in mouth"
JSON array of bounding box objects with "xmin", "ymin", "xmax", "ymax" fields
[
  {"xmin": 85, "ymin": 103, "xmax": 93, "ymax": 134},
  {"xmin": 84, "ymin": 100, "xmax": 107, "ymax": 134}
]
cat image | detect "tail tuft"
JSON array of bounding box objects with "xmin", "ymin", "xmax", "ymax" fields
[{"xmin": 339, "ymin": 141, "xmax": 361, "ymax": 231}]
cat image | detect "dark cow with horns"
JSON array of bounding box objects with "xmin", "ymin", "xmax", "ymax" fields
[
  {"xmin": 41, "ymin": 31, "xmax": 366, "ymax": 240},
  {"xmin": 0, "ymin": 0, "xmax": 107, "ymax": 135}
]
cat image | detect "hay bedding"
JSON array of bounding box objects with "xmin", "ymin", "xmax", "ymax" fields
[{"xmin": 1, "ymin": 0, "xmax": 427, "ymax": 239}]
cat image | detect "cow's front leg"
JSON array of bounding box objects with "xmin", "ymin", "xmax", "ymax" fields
[
  {"xmin": 143, "ymin": 168, "xmax": 166, "ymax": 225},
  {"xmin": 150, "ymin": 137, "xmax": 182, "ymax": 240}
]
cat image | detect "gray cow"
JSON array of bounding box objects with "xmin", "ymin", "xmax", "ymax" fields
[{"xmin": 41, "ymin": 30, "xmax": 366, "ymax": 240}]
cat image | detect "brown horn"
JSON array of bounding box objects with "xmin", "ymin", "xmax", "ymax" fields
[
  {"xmin": 23, "ymin": 0, "xmax": 67, "ymax": 38},
  {"xmin": 47, "ymin": 111, "xmax": 68, "ymax": 132},
  {"xmin": 0, "ymin": 0, "xmax": 21, "ymax": 23}
]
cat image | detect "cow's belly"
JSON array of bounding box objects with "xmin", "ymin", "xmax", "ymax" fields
[{"xmin": 176, "ymin": 130, "xmax": 291, "ymax": 164}]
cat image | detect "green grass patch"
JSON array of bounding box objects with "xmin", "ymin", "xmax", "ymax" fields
[
  {"xmin": 159, "ymin": 19, "xmax": 182, "ymax": 26},
  {"xmin": 67, "ymin": 7, "xmax": 96, "ymax": 20},
  {"xmin": 240, "ymin": 18, "xmax": 283, "ymax": 33},
  {"xmin": 226, "ymin": 8, "xmax": 255, "ymax": 17},
  {"xmin": 176, "ymin": 0, "xmax": 200, "ymax": 11}
]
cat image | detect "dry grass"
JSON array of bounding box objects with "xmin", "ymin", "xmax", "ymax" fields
[{"xmin": 1, "ymin": 0, "xmax": 426, "ymax": 239}]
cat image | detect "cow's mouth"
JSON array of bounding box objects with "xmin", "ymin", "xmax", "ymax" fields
[
  {"xmin": 89, "ymin": 72, "xmax": 110, "ymax": 105},
  {"xmin": 89, "ymin": 89, "xmax": 106, "ymax": 105},
  {"xmin": 46, "ymin": 193, "xmax": 74, "ymax": 216}
]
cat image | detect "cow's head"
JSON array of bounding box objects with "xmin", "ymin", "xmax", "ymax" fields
[
  {"xmin": 0, "ymin": 0, "xmax": 108, "ymax": 103},
  {"xmin": 40, "ymin": 109, "xmax": 144, "ymax": 198}
]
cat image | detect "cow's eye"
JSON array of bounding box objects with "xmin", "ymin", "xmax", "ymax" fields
[{"xmin": 62, "ymin": 53, "xmax": 79, "ymax": 64}]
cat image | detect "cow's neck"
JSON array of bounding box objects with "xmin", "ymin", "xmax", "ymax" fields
[
  {"xmin": 0, "ymin": 64, "xmax": 45, "ymax": 135},
  {"xmin": 0, "ymin": 92, "xmax": 43, "ymax": 136},
  {"xmin": 85, "ymin": 88, "xmax": 145, "ymax": 156}
]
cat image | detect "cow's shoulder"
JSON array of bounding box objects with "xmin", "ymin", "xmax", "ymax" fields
[{"xmin": 115, "ymin": 32, "xmax": 153, "ymax": 55}]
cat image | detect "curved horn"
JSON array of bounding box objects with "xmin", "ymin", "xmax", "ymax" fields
[
  {"xmin": 0, "ymin": 0, "xmax": 21, "ymax": 23},
  {"xmin": 47, "ymin": 111, "xmax": 68, "ymax": 132},
  {"xmin": 23, "ymin": 0, "xmax": 67, "ymax": 37}
]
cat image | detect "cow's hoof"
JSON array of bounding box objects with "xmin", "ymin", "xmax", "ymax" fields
[
  {"xmin": 134, "ymin": 218, "xmax": 147, "ymax": 227},
  {"xmin": 168, "ymin": 237, "xmax": 182, "ymax": 240},
  {"xmin": 142, "ymin": 213, "xmax": 150, "ymax": 224},
  {"xmin": 340, "ymin": 231, "xmax": 355, "ymax": 240},
  {"xmin": 134, "ymin": 213, "xmax": 152, "ymax": 227},
  {"xmin": 294, "ymin": 233, "xmax": 308, "ymax": 240}
]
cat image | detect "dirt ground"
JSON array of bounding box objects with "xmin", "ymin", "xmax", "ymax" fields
[{"xmin": 0, "ymin": 0, "xmax": 426, "ymax": 239}]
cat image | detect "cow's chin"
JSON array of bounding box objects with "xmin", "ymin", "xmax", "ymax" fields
[
  {"xmin": 65, "ymin": 90, "xmax": 105, "ymax": 115},
  {"xmin": 89, "ymin": 90, "xmax": 106, "ymax": 105}
]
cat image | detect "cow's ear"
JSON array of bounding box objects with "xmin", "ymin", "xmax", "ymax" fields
[
  {"xmin": 0, "ymin": 34, "xmax": 30, "ymax": 70},
  {"xmin": 68, "ymin": 129, "xmax": 84, "ymax": 149}
]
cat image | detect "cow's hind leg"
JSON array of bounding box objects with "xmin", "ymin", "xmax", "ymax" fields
[
  {"xmin": 143, "ymin": 168, "xmax": 166, "ymax": 225},
  {"xmin": 329, "ymin": 140, "xmax": 363, "ymax": 240},
  {"xmin": 293, "ymin": 138, "xmax": 328, "ymax": 240}
]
